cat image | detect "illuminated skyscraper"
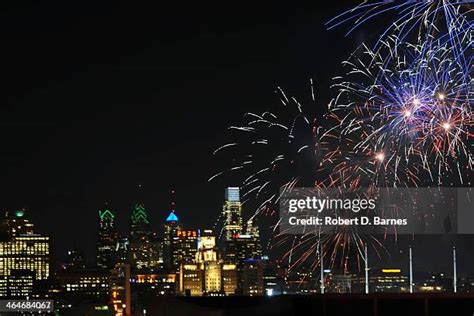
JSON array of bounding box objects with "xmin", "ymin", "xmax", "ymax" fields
[
  {"xmin": 162, "ymin": 211, "xmax": 182, "ymax": 271},
  {"xmin": 245, "ymin": 218, "xmax": 262, "ymax": 258},
  {"xmin": 224, "ymin": 218, "xmax": 262, "ymax": 264},
  {"xmin": 0, "ymin": 235, "xmax": 50, "ymax": 280},
  {"xmin": 130, "ymin": 203, "xmax": 150, "ymax": 236},
  {"xmin": 222, "ymin": 212, "xmax": 262, "ymax": 294},
  {"xmin": 96, "ymin": 206, "xmax": 118, "ymax": 269},
  {"xmin": 179, "ymin": 229, "xmax": 233, "ymax": 296},
  {"xmin": 115, "ymin": 236, "xmax": 130, "ymax": 265},
  {"xmin": 174, "ymin": 230, "xmax": 198, "ymax": 267},
  {"xmin": 222, "ymin": 187, "xmax": 243, "ymax": 241},
  {"xmin": 1, "ymin": 209, "xmax": 34, "ymax": 237},
  {"xmin": 0, "ymin": 210, "xmax": 50, "ymax": 298},
  {"xmin": 129, "ymin": 204, "xmax": 160, "ymax": 271}
]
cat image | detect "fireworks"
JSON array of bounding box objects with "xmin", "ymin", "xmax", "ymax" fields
[
  {"xmin": 210, "ymin": 1, "xmax": 473, "ymax": 273},
  {"xmin": 326, "ymin": 1, "xmax": 473, "ymax": 47},
  {"xmin": 209, "ymin": 83, "xmax": 321, "ymax": 218},
  {"xmin": 326, "ymin": 36, "xmax": 473, "ymax": 188}
]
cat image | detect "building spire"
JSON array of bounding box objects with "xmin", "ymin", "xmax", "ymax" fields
[{"xmin": 165, "ymin": 189, "xmax": 179, "ymax": 222}]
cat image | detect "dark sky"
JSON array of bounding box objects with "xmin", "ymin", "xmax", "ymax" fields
[{"xmin": 1, "ymin": 1, "xmax": 473, "ymax": 275}]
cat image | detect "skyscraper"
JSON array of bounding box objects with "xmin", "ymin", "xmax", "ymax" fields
[
  {"xmin": 130, "ymin": 203, "xmax": 150, "ymax": 236},
  {"xmin": 220, "ymin": 192, "xmax": 263, "ymax": 294},
  {"xmin": 1, "ymin": 209, "xmax": 34, "ymax": 237},
  {"xmin": 222, "ymin": 187, "xmax": 243, "ymax": 241},
  {"xmin": 174, "ymin": 230, "xmax": 198, "ymax": 267},
  {"xmin": 162, "ymin": 211, "xmax": 181, "ymax": 271},
  {"xmin": 223, "ymin": 217, "xmax": 262, "ymax": 264},
  {"xmin": 0, "ymin": 210, "xmax": 50, "ymax": 298},
  {"xmin": 179, "ymin": 229, "xmax": 236, "ymax": 296},
  {"xmin": 96, "ymin": 206, "xmax": 118, "ymax": 269},
  {"xmin": 115, "ymin": 236, "xmax": 130, "ymax": 265},
  {"xmin": 244, "ymin": 218, "xmax": 262, "ymax": 259},
  {"xmin": 129, "ymin": 204, "xmax": 159, "ymax": 271}
]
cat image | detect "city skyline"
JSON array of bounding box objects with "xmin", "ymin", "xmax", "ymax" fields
[
  {"xmin": 2, "ymin": 1, "xmax": 471, "ymax": 274},
  {"xmin": 0, "ymin": 2, "xmax": 356, "ymax": 265},
  {"xmin": 0, "ymin": 1, "xmax": 472, "ymax": 314},
  {"xmin": 3, "ymin": 186, "xmax": 474, "ymax": 279}
]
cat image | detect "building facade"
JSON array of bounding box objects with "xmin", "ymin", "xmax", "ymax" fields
[{"xmin": 96, "ymin": 207, "xmax": 118, "ymax": 270}]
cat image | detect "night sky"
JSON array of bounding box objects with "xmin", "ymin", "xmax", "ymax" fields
[{"xmin": 1, "ymin": 1, "xmax": 473, "ymax": 275}]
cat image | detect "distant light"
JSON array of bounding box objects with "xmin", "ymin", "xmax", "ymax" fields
[
  {"xmin": 323, "ymin": 269, "xmax": 331, "ymax": 273},
  {"xmin": 14, "ymin": 210, "xmax": 25, "ymax": 217},
  {"xmin": 382, "ymin": 269, "xmax": 401, "ymax": 273},
  {"xmin": 266, "ymin": 289, "xmax": 273, "ymax": 296}
]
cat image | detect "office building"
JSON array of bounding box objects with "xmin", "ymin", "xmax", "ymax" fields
[
  {"xmin": 222, "ymin": 187, "xmax": 243, "ymax": 241},
  {"xmin": 163, "ymin": 211, "xmax": 182, "ymax": 271},
  {"xmin": 174, "ymin": 230, "xmax": 198, "ymax": 267},
  {"xmin": 129, "ymin": 204, "xmax": 160, "ymax": 271},
  {"xmin": 96, "ymin": 206, "xmax": 118, "ymax": 270},
  {"xmin": 58, "ymin": 268, "xmax": 110, "ymax": 298}
]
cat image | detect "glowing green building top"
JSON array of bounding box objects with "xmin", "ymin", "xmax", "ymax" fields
[{"xmin": 131, "ymin": 203, "xmax": 150, "ymax": 225}]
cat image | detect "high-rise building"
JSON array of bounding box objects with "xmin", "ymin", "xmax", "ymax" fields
[
  {"xmin": 7, "ymin": 270, "xmax": 34, "ymax": 298},
  {"xmin": 220, "ymin": 189, "xmax": 263, "ymax": 294},
  {"xmin": 163, "ymin": 211, "xmax": 182, "ymax": 271},
  {"xmin": 195, "ymin": 230, "xmax": 221, "ymax": 295},
  {"xmin": 223, "ymin": 220, "xmax": 262, "ymax": 267},
  {"xmin": 243, "ymin": 218, "xmax": 263, "ymax": 259},
  {"xmin": 222, "ymin": 187, "xmax": 243, "ymax": 241},
  {"xmin": 129, "ymin": 204, "xmax": 160, "ymax": 271},
  {"xmin": 174, "ymin": 230, "xmax": 198, "ymax": 267},
  {"xmin": 0, "ymin": 210, "xmax": 50, "ymax": 298},
  {"xmin": 0, "ymin": 235, "xmax": 50, "ymax": 281},
  {"xmin": 179, "ymin": 229, "xmax": 237, "ymax": 296},
  {"xmin": 115, "ymin": 236, "xmax": 130, "ymax": 265},
  {"xmin": 1, "ymin": 209, "xmax": 34, "ymax": 237},
  {"xmin": 130, "ymin": 203, "xmax": 150, "ymax": 236},
  {"xmin": 96, "ymin": 206, "xmax": 118, "ymax": 270},
  {"xmin": 196, "ymin": 230, "xmax": 217, "ymax": 263}
]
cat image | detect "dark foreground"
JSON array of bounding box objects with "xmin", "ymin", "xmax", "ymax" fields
[{"xmin": 143, "ymin": 294, "xmax": 474, "ymax": 316}]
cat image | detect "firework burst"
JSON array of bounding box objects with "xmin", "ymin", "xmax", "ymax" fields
[
  {"xmin": 327, "ymin": 1, "xmax": 473, "ymax": 52},
  {"xmin": 326, "ymin": 36, "xmax": 473, "ymax": 188},
  {"xmin": 210, "ymin": 2, "xmax": 473, "ymax": 276},
  {"xmin": 209, "ymin": 82, "xmax": 321, "ymax": 219}
]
